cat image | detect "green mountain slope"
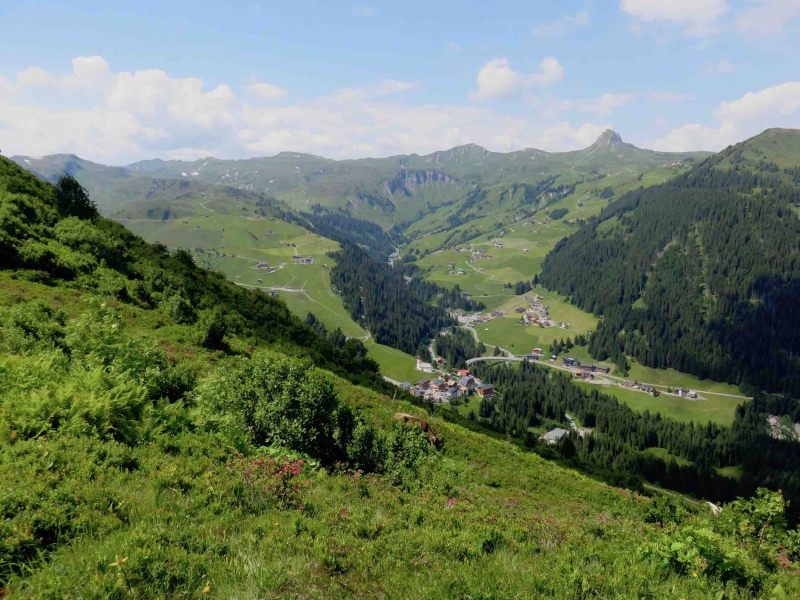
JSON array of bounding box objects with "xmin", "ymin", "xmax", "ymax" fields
[
  {"xmin": 13, "ymin": 131, "xmax": 709, "ymax": 226},
  {"xmin": 3, "ymin": 154, "xmax": 800, "ymax": 598},
  {"xmin": 540, "ymin": 128, "xmax": 800, "ymax": 394}
]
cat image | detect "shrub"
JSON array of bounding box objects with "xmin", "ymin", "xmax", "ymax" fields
[
  {"xmin": 196, "ymin": 351, "xmax": 354, "ymax": 461},
  {"xmin": 347, "ymin": 422, "xmax": 387, "ymax": 472},
  {"xmin": 644, "ymin": 493, "xmax": 687, "ymax": 527},
  {"xmin": 162, "ymin": 291, "xmax": 197, "ymax": 325},
  {"xmin": 192, "ymin": 308, "xmax": 228, "ymax": 349},
  {"xmin": 384, "ymin": 422, "xmax": 430, "ymax": 486},
  {"xmin": 0, "ymin": 300, "xmax": 66, "ymax": 352},
  {"xmin": 645, "ymin": 525, "xmax": 764, "ymax": 591}
]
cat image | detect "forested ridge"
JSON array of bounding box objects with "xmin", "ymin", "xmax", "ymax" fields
[
  {"xmin": 330, "ymin": 242, "xmax": 483, "ymax": 355},
  {"xmin": 472, "ymin": 361, "xmax": 800, "ymax": 523},
  {"xmin": 540, "ymin": 139, "xmax": 800, "ymax": 393}
]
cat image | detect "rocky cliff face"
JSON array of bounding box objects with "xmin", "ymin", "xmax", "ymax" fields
[{"xmin": 383, "ymin": 169, "xmax": 457, "ymax": 197}]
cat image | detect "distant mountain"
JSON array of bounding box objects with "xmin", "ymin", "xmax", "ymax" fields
[
  {"xmin": 12, "ymin": 132, "xmax": 710, "ymax": 225},
  {"xmin": 540, "ymin": 128, "xmax": 800, "ymax": 394}
]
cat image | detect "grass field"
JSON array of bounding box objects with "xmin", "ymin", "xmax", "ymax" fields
[
  {"xmin": 625, "ymin": 362, "xmax": 744, "ymax": 396},
  {"xmin": 123, "ymin": 212, "xmax": 428, "ymax": 376},
  {"xmin": 365, "ymin": 339, "xmax": 426, "ymax": 384},
  {"xmin": 575, "ymin": 382, "xmax": 742, "ymax": 426}
]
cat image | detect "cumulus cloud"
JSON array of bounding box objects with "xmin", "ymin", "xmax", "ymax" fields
[
  {"xmin": 532, "ymin": 10, "xmax": 590, "ymax": 38},
  {"xmin": 245, "ymin": 82, "xmax": 288, "ymax": 101},
  {"xmin": 735, "ymin": 0, "xmax": 800, "ymax": 37},
  {"xmin": 620, "ymin": 0, "xmax": 730, "ymax": 36},
  {"xmin": 0, "ymin": 56, "xmax": 609, "ymax": 164},
  {"xmin": 471, "ymin": 57, "xmax": 564, "ymax": 101},
  {"xmin": 651, "ymin": 81, "xmax": 800, "ymax": 151}
]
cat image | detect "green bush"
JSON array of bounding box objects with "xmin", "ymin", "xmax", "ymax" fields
[
  {"xmin": 192, "ymin": 308, "xmax": 228, "ymax": 349},
  {"xmin": 196, "ymin": 351, "xmax": 354, "ymax": 461},
  {"xmin": 161, "ymin": 291, "xmax": 197, "ymax": 325},
  {"xmin": 347, "ymin": 421, "xmax": 387, "ymax": 472},
  {"xmin": 383, "ymin": 422, "xmax": 430, "ymax": 487},
  {"xmin": 644, "ymin": 493, "xmax": 687, "ymax": 527},
  {"xmin": 645, "ymin": 525, "xmax": 764, "ymax": 590}
]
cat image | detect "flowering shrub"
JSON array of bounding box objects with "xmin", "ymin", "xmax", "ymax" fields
[{"xmin": 229, "ymin": 454, "xmax": 310, "ymax": 512}]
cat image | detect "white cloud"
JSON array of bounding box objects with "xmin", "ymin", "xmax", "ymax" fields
[
  {"xmin": 620, "ymin": 0, "xmax": 730, "ymax": 36},
  {"xmin": 537, "ymin": 122, "xmax": 612, "ymax": 149},
  {"xmin": 0, "ymin": 56, "xmax": 610, "ymax": 163},
  {"xmin": 471, "ymin": 57, "xmax": 564, "ymax": 101},
  {"xmin": 5, "ymin": 56, "xmax": 110, "ymax": 93},
  {"xmin": 532, "ymin": 10, "xmax": 590, "ymax": 38},
  {"xmin": 651, "ymin": 81, "xmax": 800, "ymax": 151},
  {"xmin": 735, "ymin": 0, "xmax": 800, "ymax": 37},
  {"xmin": 246, "ymin": 82, "xmax": 288, "ymax": 101}
]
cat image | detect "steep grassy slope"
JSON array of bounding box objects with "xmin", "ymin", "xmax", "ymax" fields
[
  {"xmin": 541, "ymin": 128, "xmax": 800, "ymax": 394},
  {"xmin": 3, "ymin": 150, "xmax": 800, "ymax": 598}
]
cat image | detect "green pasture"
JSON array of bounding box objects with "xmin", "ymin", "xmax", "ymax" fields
[{"xmin": 575, "ymin": 382, "xmax": 742, "ymax": 426}]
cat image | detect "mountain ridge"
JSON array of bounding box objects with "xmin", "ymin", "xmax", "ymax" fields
[
  {"xmin": 11, "ymin": 129, "xmax": 704, "ymax": 171},
  {"xmin": 11, "ymin": 130, "xmax": 711, "ymax": 224}
]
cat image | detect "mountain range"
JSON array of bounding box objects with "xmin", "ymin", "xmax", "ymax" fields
[{"xmin": 11, "ymin": 131, "xmax": 709, "ymax": 226}]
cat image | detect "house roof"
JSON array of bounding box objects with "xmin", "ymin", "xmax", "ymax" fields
[
  {"xmin": 415, "ymin": 379, "xmax": 430, "ymax": 386},
  {"xmin": 543, "ymin": 428, "xmax": 569, "ymax": 441},
  {"xmin": 432, "ymin": 378, "xmax": 445, "ymax": 385},
  {"xmin": 458, "ymin": 376, "xmax": 473, "ymax": 386},
  {"xmin": 477, "ymin": 383, "xmax": 494, "ymax": 390}
]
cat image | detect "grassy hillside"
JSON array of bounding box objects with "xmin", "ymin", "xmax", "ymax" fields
[{"xmin": 4, "ymin": 152, "xmax": 800, "ymax": 598}]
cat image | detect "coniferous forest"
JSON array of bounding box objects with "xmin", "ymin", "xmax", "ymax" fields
[
  {"xmin": 541, "ymin": 144, "xmax": 800, "ymax": 394},
  {"xmin": 330, "ymin": 243, "xmax": 483, "ymax": 355},
  {"xmin": 433, "ymin": 327, "xmax": 486, "ymax": 368},
  {"xmin": 471, "ymin": 361, "xmax": 800, "ymax": 523}
]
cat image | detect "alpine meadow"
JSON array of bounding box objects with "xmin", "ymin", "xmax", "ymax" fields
[{"xmin": 3, "ymin": 1, "xmax": 800, "ymax": 597}]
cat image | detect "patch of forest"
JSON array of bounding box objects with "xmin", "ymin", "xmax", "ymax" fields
[
  {"xmin": 540, "ymin": 144, "xmax": 800, "ymax": 394},
  {"xmin": 329, "ymin": 243, "xmax": 484, "ymax": 356},
  {"xmin": 471, "ymin": 361, "xmax": 800, "ymax": 523}
]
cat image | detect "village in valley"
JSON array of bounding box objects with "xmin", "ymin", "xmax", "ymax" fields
[{"xmin": 451, "ymin": 293, "xmax": 570, "ymax": 329}]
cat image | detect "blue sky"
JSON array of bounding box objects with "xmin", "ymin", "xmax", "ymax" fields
[{"xmin": 1, "ymin": 0, "xmax": 799, "ymax": 163}]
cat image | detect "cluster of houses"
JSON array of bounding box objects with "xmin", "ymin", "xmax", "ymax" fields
[
  {"xmin": 291, "ymin": 255, "xmax": 315, "ymax": 265},
  {"xmin": 566, "ymin": 360, "xmax": 611, "ymax": 381},
  {"xmin": 514, "ymin": 297, "xmax": 569, "ymax": 329},
  {"xmin": 253, "ymin": 261, "xmax": 281, "ymax": 274},
  {"xmin": 467, "ymin": 248, "xmax": 493, "ymax": 264},
  {"xmin": 456, "ymin": 309, "xmax": 506, "ymax": 325},
  {"xmin": 622, "ymin": 381, "xmax": 660, "ymax": 396},
  {"xmin": 399, "ymin": 369, "xmax": 495, "ymax": 404}
]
